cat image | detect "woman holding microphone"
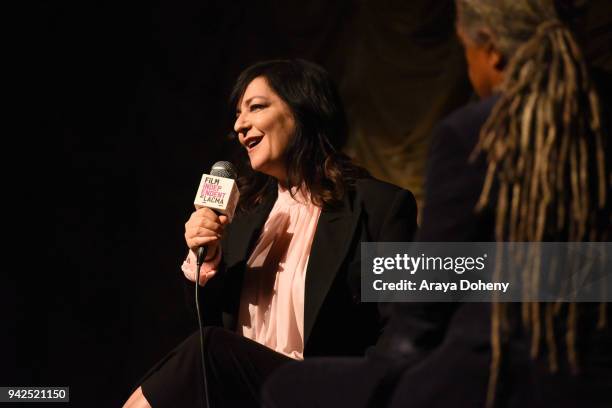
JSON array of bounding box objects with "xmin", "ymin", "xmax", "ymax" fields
[{"xmin": 123, "ymin": 59, "xmax": 418, "ymax": 408}]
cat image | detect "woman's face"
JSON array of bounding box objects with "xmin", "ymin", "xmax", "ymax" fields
[{"xmin": 234, "ymin": 76, "xmax": 296, "ymax": 180}]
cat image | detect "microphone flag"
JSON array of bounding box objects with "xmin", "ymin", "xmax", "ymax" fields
[{"xmin": 194, "ymin": 173, "xmax": 240, "ymax": 221}]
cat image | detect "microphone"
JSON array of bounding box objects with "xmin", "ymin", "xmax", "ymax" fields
[
  {"xmin": 192, "ymin": 161, "xmax": 239, "ymax": 408},
  {"xmin": 194, "ymin": 161, "xmax": 240, "ymax": 264}
]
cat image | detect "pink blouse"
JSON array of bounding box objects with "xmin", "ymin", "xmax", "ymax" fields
[{"xmin": 181, "ymin": 184, "xmax": 321, "ymax": 360}]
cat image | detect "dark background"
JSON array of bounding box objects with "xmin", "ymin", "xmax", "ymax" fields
[{"xmin": 10, "ymin": 1, "xmax": 611, "ymax": 406}]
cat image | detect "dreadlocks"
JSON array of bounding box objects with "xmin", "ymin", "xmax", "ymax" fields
[{"xmin": 456, "ymin": 0, "xmax": 609, "ymax": 406}]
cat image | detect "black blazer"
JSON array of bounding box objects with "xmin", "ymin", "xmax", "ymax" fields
[
  {"xmin": 185, "ymin": 177, "xmax": 417, "ymax": 357},
  {"xmin": 385, "ymin": 96, "xmax": 612, "ymax": 407}
]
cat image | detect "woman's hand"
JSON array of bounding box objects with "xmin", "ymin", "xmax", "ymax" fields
[{"xmin": 184, "ymin": 208, "xmax": 229, "ymax": 260}]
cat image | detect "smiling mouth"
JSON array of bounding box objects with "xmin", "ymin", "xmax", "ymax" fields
[{"xmin": 245, "ymin": 136, "xmax": 263, "ymax": 150}]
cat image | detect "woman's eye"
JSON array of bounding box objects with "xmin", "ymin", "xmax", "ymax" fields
[{"xmin": 250, "ymin": 104, "xmax": 265, "ymax": 112}]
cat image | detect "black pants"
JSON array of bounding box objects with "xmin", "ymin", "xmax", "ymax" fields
[
  {"xmin": 140, "ymin": 327, "xmax": 292, "ymax": 408},
  {"xmin": 262, "ymin": 355, "xmax": 409, "ymax": 408}
]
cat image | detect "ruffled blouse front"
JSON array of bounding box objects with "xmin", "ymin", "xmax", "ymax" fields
[{"xmin": 236, "ymin": 185, "xmax": 321, "ymax": 360}]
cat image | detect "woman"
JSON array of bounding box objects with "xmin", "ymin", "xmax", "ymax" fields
[
  {"xmin": 263, "ymin": 1, "xmax": 611, "ymax": 407},
  {"xmin": 123, "ymin": 59, "xmax": 418, "ymax": 408}
]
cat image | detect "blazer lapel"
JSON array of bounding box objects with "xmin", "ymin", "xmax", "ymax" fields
[
  {"xmin": 304, "ymin": 191, "xmax": 363, "ymax": 345},
  {"xmin": 225, "ymin": 189, "xmax": 277, "ymax": 267},
  {"xmin": 222, "ymin": 188, "xmax": 277, "ymax": 329}
]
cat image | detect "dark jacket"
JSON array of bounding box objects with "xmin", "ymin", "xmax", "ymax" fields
[
  {"xmin": 386, "ymin": 96, "xmax": 612, "ymax": 408},
  {"xmin": 418, "ymin": 95, "xmax": 498, "ymax": 242},
  {"xmin": 185, "ymin": 177, "xmax": 417, "ymax": 357}
]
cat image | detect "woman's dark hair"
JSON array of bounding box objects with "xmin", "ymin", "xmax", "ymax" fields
[{"xmin": 228, "ymin": 59, "xmax": 368, "ymax": 211}]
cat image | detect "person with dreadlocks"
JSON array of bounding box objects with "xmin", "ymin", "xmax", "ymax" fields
[
  {"xmin": 452, "ymin": 1, "xmax": 611, "ymax": 406},
  {"xmin": 262, "ymin": 1, "xmax": 612, "ymax": 407}
]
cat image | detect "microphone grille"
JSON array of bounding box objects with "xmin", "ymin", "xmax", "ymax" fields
[{"xmin": 210, "ymin": 161, "xmax": 238, "ymax": 180}]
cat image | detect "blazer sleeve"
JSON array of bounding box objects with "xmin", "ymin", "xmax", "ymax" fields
[
  {"xmin": 346, "ymin": 184, "xmax": 418, "ymax": 300},
  {"xmin": 378, "ymin": 188, "xmax": 418, "ymax": 242}
]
